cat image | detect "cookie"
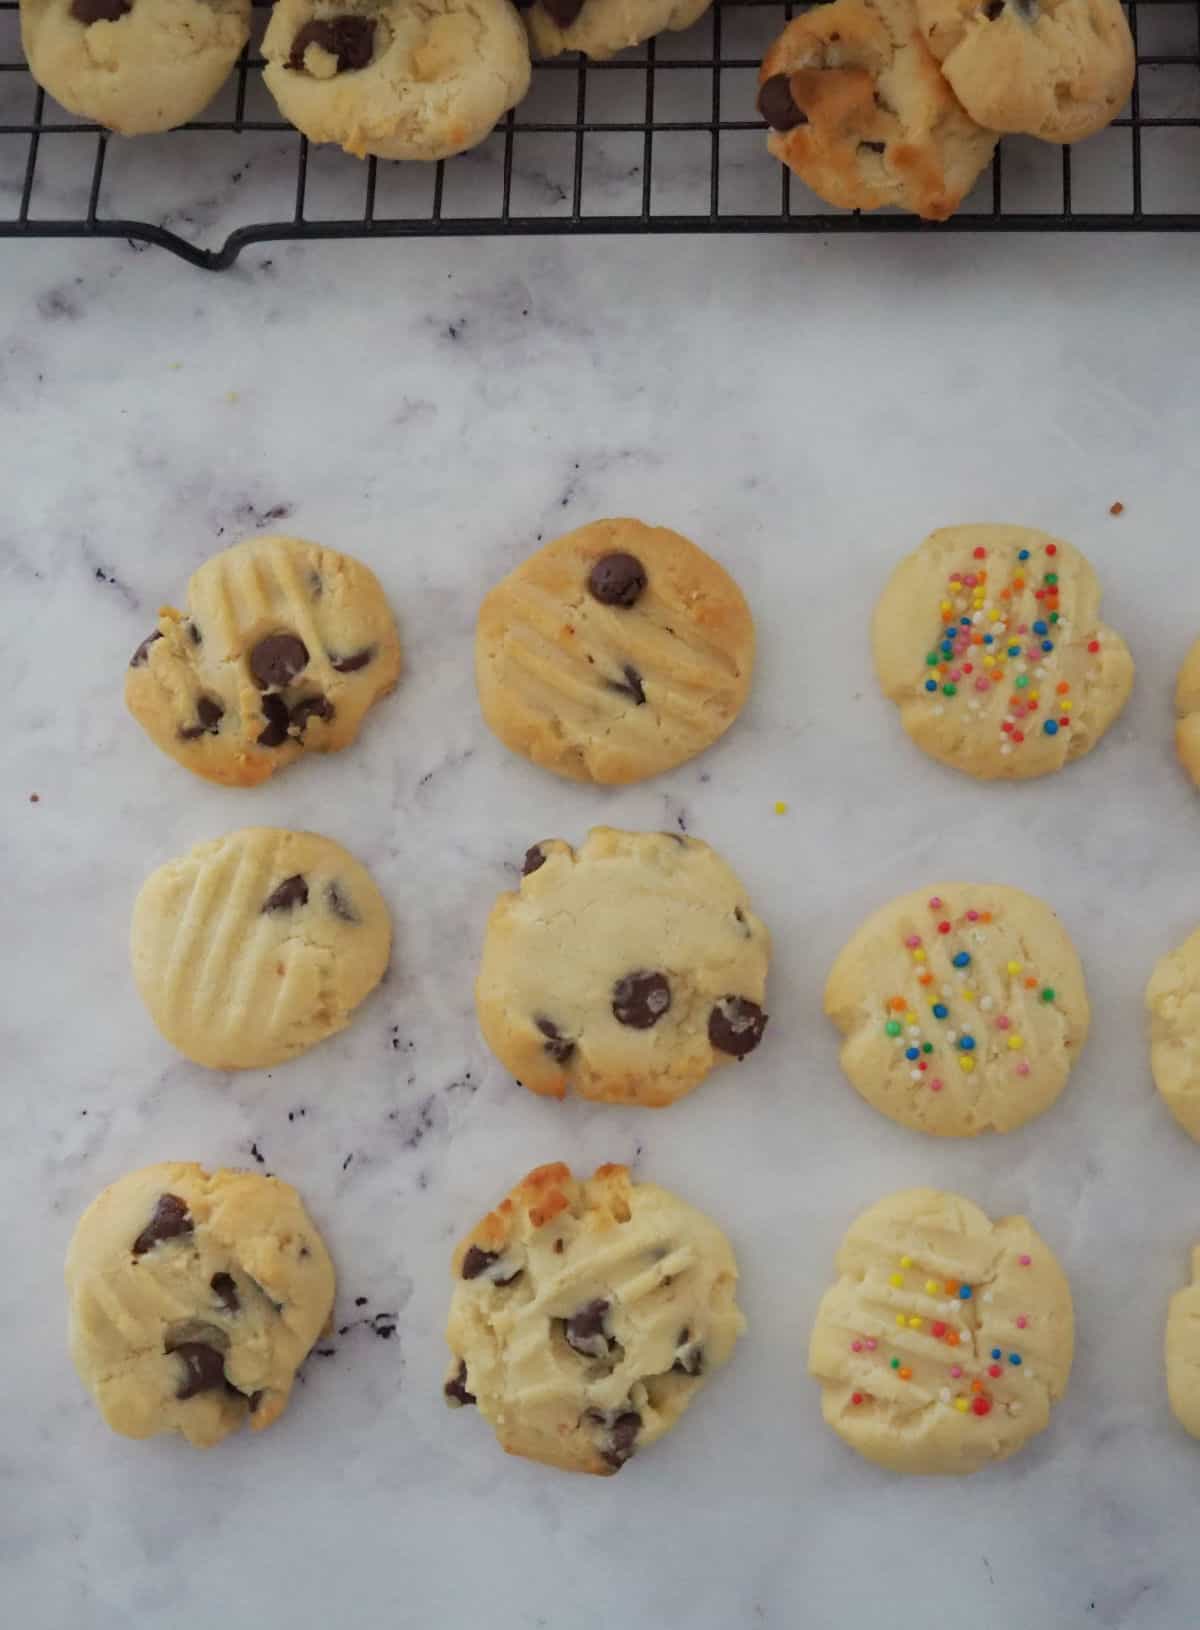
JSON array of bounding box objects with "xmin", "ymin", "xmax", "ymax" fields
[
  {"xmin": 523, "ymin": 0, "xmax": 710, "ymax": 61},
  {"xmin": 1167, "ymin": 1246, "xmax": 1200, "ymax": 1438},
  {"xmin": 131, "ymin": 827, "xmax": 391, "ymax": 1071},
  {"xmin": 261, "ymin": 0, "xmax": 531, "ymax": 161},
  {"xmin": 125, "ymin": 534, "xmax": 401, "ymax": 789},
  {"xmin": 825, "ymin": 884, "xmax": 1089, "ymax": 1137},
  {"xmin": 1144, "ymin": 926, "xmax": 1200, "ymax": 1142},
  {"xmin": 916, "ymin": 0, "xmax": 1134, "ymax": 144},
  {"xmin": 1174, "ymin": 637, "xmax": 1200, "ymax": 794},
  {"xmin": 66, "ymin": 1162, "xmax": 335, "ymax": 1447},
  {"xmin": 872, "ymin": 525, "xmax": 1134, "ymax": 780},
  {"xmin": 20, "ymin": 0, "xmax": 250, "ymax": 135},
  {"xmin": 476, "ymin": 828, "xmax": 770, "ymax": 1107},
  {"xmin": 476, "ymin": 519, "xmax": 754, "ymax": 785},
  {"xmin": 810, "ymin": 1188, "xmax": 1074, "ymax": 1475},
  {"xmin": 757, "ymin": 0, "xmax": 997, "ymax": 222},
  {"xmin": 443, "ymin": 1162, "xmax": 745, "ymax": 1475}
]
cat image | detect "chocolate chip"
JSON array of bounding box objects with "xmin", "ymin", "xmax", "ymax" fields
[
  {"xmin": 708, "ymin": 996, "xmax": 768, "ymax": 1059},
  {"xmin": 186, "ymin": 620, "xmax": 202, "ymax": 645},
  {"xmin": 607, "ymin": 664, "xmax": 646, "ymax": 705},
  {"xmin": 860, "ymin": 141, "xmax": 886, "ymax": 154},
  {"xmin": 288, "ymin": 14, "xmax": 376, "ymax": 71},
  {"xmin": 554, "ymin": 1238, "xmax": 565, "ymax": 1254},
  {"xmin": 71, "ymin": 0, "xmax": 131, "ymax": 21},
  {"xmin": 132, "ymin": 1193, "xmax": 193, "ymax": 1255},
  {"xmin": 331, "ymin": 648, "xmax": 373, "ymax": 674},
  {"xmin": 984, "ymin": 0, "xmax": 1005, "ymax": 14},
  {"xmin": 602, "ymin": 1410, "xmax": 641, "ymax": 1470},
  {"xmin": 257, "ymin": 692, "xmax": 290, "ymax": 747},
  {"xmin": 326, "ymin": 882, "xmax": 358, "ymax": 922},
  {"xmin": 588, "ymin": 553, "xmax": 646, "ymax": 608},
  {"xmin": 444, "ymin": 1359, "xmax": 476, "ymax": 1406},
  {"xmin": 262, "ymin": 874, "xmax": 309, "ymax": 913},
  {"xmin": 564, "ymin": 1299, "xmax": 611, "ymax": 1360},
  {"xmin": 462, "ymin": 1245, "xmax": 499, "ymax": 1280},
  {"xmin": 536, "ymin": 1017, "xmax": 575, "ymax": 1065},
  {"xmin": 248, "ymin": 1389, "xmax": 264, "ymax": 1414},
  {"xmin": 542, "ymin": 0, "xmax": 585, "ymax": 25},
  {"xmin": 522, "ymin": 844, "xmax": 547, "ymax": 877},
  {"xmin": 758, "ymin": 74, "xmax": 807, "ymax": 132},
  {"xmin": 612, "ymin": 970, "xmax": 671, "ymax": 1029},
  {"xmin": 129, "ymin": 630, "xmax": 161, "ymax": 668},
  {"xmin": 178, "ymin": 695, "xmax": 224, "ymax": 741},
  {"xmin": 210, "ymin": 1272, "xmax": 239, "ymax": 1312},
  {"xmin": 250, "ymin": 632, "xmax": 309, "ymax": 690},
  {"xmin": 168, "ymin": 1341, "xmax": 226, "ymax": 1400},
  {"xmin": 289, "ymin": 693, "xmax": 333, "ymax": 733}
]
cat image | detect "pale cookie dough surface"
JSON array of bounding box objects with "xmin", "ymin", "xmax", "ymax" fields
[
  {"xmin": 262, "ymin": 0, "xmax": 531, "ymax": 161},
  {"xmin": 825, "ymin": 883, "xmax": 1089, "ymax": 1137},
  {"xmin": 1166, "ymin": 1246, "xmax": 1200, "ymax": 1438},
  {"xmin": 810, "ymin": 1188, "xmax": 1073, "ymax": 1475},
  {"xmin": 916, "ymin": 0, "xmax": 1134, "ymax": 143},
  {"xmin": 443, "ymin": 1162, "xmax": 745, "ymax": 1475},
  {"xmin": 1145, "ymin": 926, "xmax": 1200, "ymax": 1142},
  {"xmin": 20, "ymin": 0, "xmax": 250, "ymax": 136},
  {"xmin": 1174, "ymin": 636, "xmax": 1200, "ymax": 794},
  {"xmin": 131, "ymin": 827, "xmax": 391, "ymax": 1071},
  {"xmin": 872, "ymin": 524, "xmax": 1134, "ymax": 780},
  {"xmin": 757, "ymin": 0, "xmax": 997, "ymax": 222},
  {"xmin": 476, "ymin": 828, "xmax": 770, "ymax": 1108},
  {"xmin": 476, "ymin": 518, "xmax": 755, "ymax": 785},
  {"xmin": 67, "ymin": 1162, "xmax": 335, "ymax": 1447},
  {"xmin": 125, "ymin": 534, "xmax": 401, "ymax": 789},
  {"xmin": 524, "ymin": 0, "xmax": 710, "ymax": 62}
]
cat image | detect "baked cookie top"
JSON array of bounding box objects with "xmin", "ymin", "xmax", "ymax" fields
[
  {"xmin": 261, "ymin": 0, "xmax": 531, "ymax": 161},
  {"xmin": 475, "ymin": 518, "xmax": 755, "ymax": 785},
  {"xmin": 1167, "ymin": 1245, "xmax": 1200, "ymax": 1439},
  {"xmin": 125, "ymin": 533, "xmax": 401, "ymax": 788},
  {"xmin": 1145, "ymin": 925, "xmax": 1200, "ymax": 1143},
  {"xmin": 475, "ymin": 828, "xmax": 770, "ymax": 1107},
  {"xmin": 66, "ymin": 1162, "xmax": 335, "ymax": 1447},
  {"xmin": 757, "ymin": 0, "xmax": 997, "ymax": 221},
  {"xmin": 131, "ymin": 827, "xmax": 391, "ymax": 1071},
  {"xmin": 825, "ymin": 883, "xmax": 1089, "ymax": 1137},
  {"xmin": 810, "ymin": 1188, "xmax": 1074, "ymax": 1475},
  {"xmin": 524, "ymin": 0, "xmax": 710, "ymax": 61},
  {"xmin": 443, "ymin": 1162, "xmax": 745, "ymax": 1475},
  {"xmin": 872, "ymin": 524, "xmax": 1134, "ymax": 779},
  {"xmin": 916, "ymin": 0, "xmax": 1134, "ymax": 143},
  {"xmin": 1174, "ymin": 637, "xmax": 1200, "ymax": 794}
]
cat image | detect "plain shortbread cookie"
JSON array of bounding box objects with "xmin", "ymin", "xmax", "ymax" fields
[
  {"xmin": 825, "ymin": 883, "xmax": 1089, "ymax": 1137},
  {"xmin": 1167, "ymin": 1246, "xmax": 1200, "ymax": 1439},
  {"xmin": 1174, "ymin": 636, "xmax": 1200, "ymax": 794},
  {"xmin": 810, "ymin": 1188, "xmax": 1074, "ymax": 1475},
  {"xmin": 67, "ymin": 1162, "xmax": 335, "ymax": 1447},
  {"xmin": 1145, "ymin": 925, "xmax": 1200, "ymax": 1142},
  {"xmin": 443, "ymin": 1161, "xmax": 745, "ymax": 1475}
]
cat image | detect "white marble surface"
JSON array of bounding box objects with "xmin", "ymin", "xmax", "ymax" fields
[{"xmin": 5, "ymin": 231, "xmax": 1200, "ymax": 1629}]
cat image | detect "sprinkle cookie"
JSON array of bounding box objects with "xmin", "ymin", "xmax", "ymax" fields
[
  {"xmin": 872, "ymin": 524, "xmax": 1134, "ymax": 779},
  {"xmin": 810, "ymin": 1188, "xmax": 1074, "ymax": 1475},
  {"xmin": 825, "ymin": 884, "xmax": 1089, "ymax": 1137},
  {"xmin": 443, "ymin": 1161, "xmax": 745, "ymax": 1475}
]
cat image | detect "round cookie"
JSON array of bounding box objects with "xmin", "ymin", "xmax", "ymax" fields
[
  {"xmin": 131, "ymin": 827, "xmax": 391, "ymax": 1070},
  {"xmin": 1144, "ymin": 926, "xmax": 1200, "ymax": 1142},
  {"xmin": 523, "ymin": 0, "xmax": 710, "ymax": 61},
  {"xmin": 443, "ymin": 1161, "xmax": 745, "ymax": 1475},
  {"xmin": 810, "ymin": 1188, "xmax": 1074, "ymax": 1476},
  {"xmin": 476, "ymin": 828, "xmax": 770, "ymax": 1107},
  {"xmin": 476, "ymin": 519, "xmax": 754, "ymax": 785},
  {"xmin": 1167, "ymin": 1246, "xmax": 1200, "ymax": 1438},
  {"xmin": 261, "ymin": 0, "xmax": 531, "ymax": 161},
  {"xmin": 872, "ymin": 524, "xmax": 1134, "ymax": 780},
  {"xmin": 916, "ymin": 0, "xmax": 1134, "ymax": 144},
  {"xmin": 1174, "ymin": 637, "xmax": 1200, "ymax": 794},
  {"xmin": 125, "ymin": 534, "xmax": 402, "ymax": 788},
  {"xmin": 20, "ymin": 0, "xmax": 250, "ymax": 136},
  {"xmin": 66, "ymin": 1162, "xmax": 335, "ymax": 1447},
  {"xmin": 757, "ymin": 0, "xmax": 997, "ymax": 222},
  {"xmin": 825, "ymin": 884, "xmax": 1088, "ymax": 1137}
]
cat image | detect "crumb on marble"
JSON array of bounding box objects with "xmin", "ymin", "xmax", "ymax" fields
[{"xmin": 1109, "ymin": 501, "xmax": 1125, "ymax": 516}]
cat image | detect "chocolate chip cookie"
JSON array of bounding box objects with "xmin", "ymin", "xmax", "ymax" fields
[
  {"xmin": 20, "ymin": 0, "xmax": 250, "ymax": 135},
  {"xmin": 443, "ymin": 1162, "xmax": 745, "ymax": 1475},
  {"xmin": 476, "ymin": 518, "xmax": 755, "ymax": 785},
  {"xmin": 131, "ymin": 827, "xmax": 391, "ymax": 1070},
  {"xmin": 125, "ymin": 534, "xmax": 401, "ymax": 788},
  {"xmin": 476, "ymin": 828, "xmax": 770, "ymax": 1107},
  {"xmin": 758, "ymin": 0, "xmax": 997, "ymax": 221},
  {"xmin": 262, "ymin": 0, "xmax": 531, "ymax": 161},
  {"xmin": 67, "ymin": 1162, "xmax": 335, "ymax": 1447},
  {"xmin": 524, "ymin": 0, "xmax": 710, "ymax": 61}
]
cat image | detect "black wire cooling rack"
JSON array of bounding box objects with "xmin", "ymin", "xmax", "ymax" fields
[{"xmin": 1, "ymin": 0, "xmax": 1198, "ymax": 268}]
